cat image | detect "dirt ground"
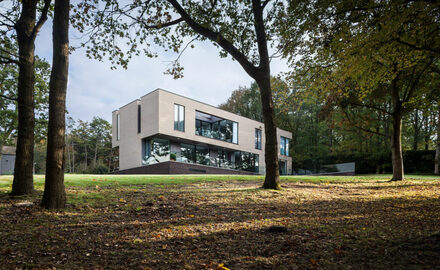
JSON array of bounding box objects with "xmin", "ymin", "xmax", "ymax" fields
[{"xmin": 1, "ymin": 179, "xmax": 439, "ymax": 269}]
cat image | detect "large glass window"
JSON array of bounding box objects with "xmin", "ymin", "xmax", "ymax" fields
[
  {"xmin": 234, "ymin": 151, "xmax": 259, "ymax": 173},
  {"xmin": 179, "ymin": 143, "xmax": 195, "ymax": 163},
  {"xmin": 174, "ymin": 104, "xmax": 185, "ymax": 132},
  {"xmin": 255, "ymin": 129, "xmax": 262, "ymax": 149},
  {"xmin": 140, "ymin": 137, "xmax": 259, "ymax": 173},
  {"xmin": 142, "ymin": 138, "xmax": 170, "ymax": 165},
  {"xmin": 216, "ymin": 150, "xmax": 234, "ymax": 169},
  {"xmin": 280, "ymin": 136, "xmax": 289, "ymax": 156},
  {"xmin": 279, "ymin": 160, "xmax": 287, "ymax": 175},
  {"xmin": 195, "ymin": 145, "xmax": 210, "ymax": 165},
  {"xmin": 195, "ymin": 111, "xmax": 238, "ymax": 144}
]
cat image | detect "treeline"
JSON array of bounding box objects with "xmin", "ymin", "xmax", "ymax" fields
[
  {"xmin": 34, "ymin": 117, "xmax": 117, "ymax": 174},
  {"xmin": 219, "ymin": 77, "xmax": 440, "ymax": 174}
]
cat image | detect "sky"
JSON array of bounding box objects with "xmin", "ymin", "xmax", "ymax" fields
[{"xmin": 35, "ymin": 21, "xmax": 289, "ymax": 123}]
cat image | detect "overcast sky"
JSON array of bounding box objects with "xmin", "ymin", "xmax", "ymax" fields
[{"xmin": 35, "ymin": 22, "xmax": 289, "ymax": 123}]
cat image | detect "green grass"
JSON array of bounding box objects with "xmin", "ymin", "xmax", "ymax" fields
[
  {"xmin": 0, "ymin": 173, "xmax": 438, "ymax": 190},
  {"xmin": 0, "ymin": 174, "xmax": 439, "ymax": 269}
]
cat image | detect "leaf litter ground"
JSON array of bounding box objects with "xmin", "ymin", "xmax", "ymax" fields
[{"xmin": 0, "ymin": 177, "xmax": 439, "ymax": 269}]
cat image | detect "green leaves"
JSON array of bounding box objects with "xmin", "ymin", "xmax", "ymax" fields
[{"xmin": 71, "ymin": 0, "xmax": 286, "ymax": 76}]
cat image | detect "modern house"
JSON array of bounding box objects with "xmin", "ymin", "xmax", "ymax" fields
[
  {"xmin": 0, "ymin": 146, "xmax": 16, "ymax": 175},
  {"xmin": 112, "ymin": 89, "xmax": 292, "ymax": 175}
]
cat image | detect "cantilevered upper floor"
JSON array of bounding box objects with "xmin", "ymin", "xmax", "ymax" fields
[{"xmin": 112, "ymin": 88, "xmax": 292, "ymax": 174}]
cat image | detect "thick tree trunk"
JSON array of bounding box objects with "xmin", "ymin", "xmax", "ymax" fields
[
  {"xmin": 11, "ymin": 1, "xmax": 38, "ymax": 196},
  {"xmin": 435, "ymin": 107, "xmax": 440, "ymax": 175},
  {"xmin": 42, "ymin": 0, "xmax": 70, "ymax": 209},
  {"xmin": 167, "ymin": 0, "xmax": 280, "ymax": 189},
  {"xmin": 257, "ymin": 76, "xmax": 280, "ymax": 189},
  {"xmin": 390, "ymin": 79, "xmax": 404, "ymax": 181}
]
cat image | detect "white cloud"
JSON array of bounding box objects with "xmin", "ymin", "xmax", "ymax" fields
[{"xmin": 35, "ymin": 21, "xmax": 289, "ymax": 123}]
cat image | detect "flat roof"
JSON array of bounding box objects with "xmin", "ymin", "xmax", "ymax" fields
[{"xmin": 113, "ymin": 88, "xmax": 292, "ymax": 135}]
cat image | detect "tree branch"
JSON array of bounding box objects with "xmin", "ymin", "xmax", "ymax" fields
[
  {"xmin": 430, "ymin": 64, "xmax": 440, "ymax": 74},
  {"xmin": 117, "ymin": 7, "xmax": 184, "ymax": 30},
  {"xmin": 395, "ymin": 37, "xmax": 440, "ymax": 55},
  {"xmin": 262, "ymin": 0, "xmax": 271, "ymax": 9},
  {"xmin": 342, "ymin": 109, "xmax": 386, "ymax": 137},
  {"xmin": 403, "ymin": 58, "xmax": 436, "ymax": 103},
  {"xmin": 0, "ymin": 94, "xmax": 17, "ymax": 101},
  {"xmin": 0, "ymin": 13, "xmax": 17, "ymax": 25},
  {"xmin": 166, "ymin": 0, "xmax": 258, "ymax": 78},
  {"xmin": 31, "ymin": 0, "xmax": 51, "ymax": 41},
  {"xmin": 0, "ymin": 55, "xmax": 19, "ymax": 65},
  {"xmin": 347, "ymin": 100, "xmax": 391, "ymax": 115},
  {"xmin": 252, "ymin": 0, "xmax": 270, "ymax": 72}
]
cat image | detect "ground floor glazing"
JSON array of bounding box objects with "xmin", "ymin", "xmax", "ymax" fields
[{"xmin": 141, "ymin": 136, "xmax": 260, "ymax": 173}]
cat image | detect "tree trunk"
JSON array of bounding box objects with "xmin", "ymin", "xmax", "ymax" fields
[
  {"xmin": 435, "ymin": 141, "xmax": 440, "ymax": 175},
  {"xmin": 94, "ymin": 143, "xmax": 98, "ymax": 168},
  {"xmin": 435, "ymin": 106, "xmax": 440, "ymax": 175},
  {"xmin": 390, "ymin": 79, "xmax": 404, "ymax": 181},
  {"xmin": 412, "ymin": 109, "xmax": 419, "ymax": 150},
  {"xmin": 84, "ymin": 144, "xmax": 87, "ymax": 170},
  {"xmin": 167, "ymin": 0, "xmax": 280, "ymax": 189},
  {"xmin": 42, "ymin": 0, "xmax": 70, "ymax": 209},
  {"xmin": 258, "ymin": 76, "xmax": 281, "ymax": 189},
  {"xmin": 72, "ymin": 141, "xmax": 75, "ymax": 173},
  {"xmin": 424, "ymin": 115, "xmax": 430, "ymax": 150},
  {"xmin": 11, "ymin": 1, "xmax": 38, "ymax": 196},
  {"xmin": 66, "ymin": 139, "xmax": 71, "ymax": 173}
]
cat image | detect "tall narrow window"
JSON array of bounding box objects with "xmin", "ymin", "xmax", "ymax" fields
[
  {"xmin": 232, "ymin": 122, "xmax": 238, "ymax": 144},
  {"xmin": 174, "ymin": 104, "xmax": 185, "ymax": 131},
  {"xmin": 116, "ymin": 114, "xmax": 120, "ymax": 140},
  {"xmin": 255, "ymin": 128, "xmax": 262, "ymax": 149},
  {"xmin": 137, "ymin": 104, "xmax": 141, "ymax": 133},
  {"xmin": 280, "ymin": 136, "xmax": 289, "ymax": 156}
]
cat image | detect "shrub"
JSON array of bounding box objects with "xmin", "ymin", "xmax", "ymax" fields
[{"xmin": 89, "ymin": 164, "xmax": 110, "ymax": 174}]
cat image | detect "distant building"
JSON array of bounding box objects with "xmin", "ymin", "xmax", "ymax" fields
[
  {"xmin": 112, "ymin": 89, "xmax": 292, "ymax": 175},
  {"xmin": 0, "ymin": 146, "xmax": 16, "ymax": 175}
]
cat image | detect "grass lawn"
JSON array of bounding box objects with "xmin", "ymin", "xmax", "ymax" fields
[{"xmin": 0, "ymin": 174, "xmax": 439, "ymax": 269}]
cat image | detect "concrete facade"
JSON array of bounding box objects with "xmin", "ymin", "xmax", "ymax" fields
[{"xmin": 112, "ymin": 89, "xmax": 292, "ymax": 174}]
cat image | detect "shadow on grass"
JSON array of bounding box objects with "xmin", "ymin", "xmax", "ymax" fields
[{"xmin": 0, "ymin": 184, "xmax": 439, "ymax": 269}]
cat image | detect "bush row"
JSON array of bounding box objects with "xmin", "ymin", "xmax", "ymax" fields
[{"xmin": 295, "ymin": 150, "xmax": 437, "ymax": 174}]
